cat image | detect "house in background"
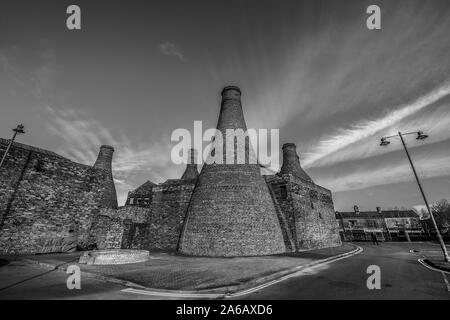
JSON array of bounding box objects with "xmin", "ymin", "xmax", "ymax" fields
[
  {"xmin": 336, "ymin": 206, "xmax": 422, "ymax": 242},
  {"xmin": 125, "ymin": 180, "xmax": 155, "ymax": 207}
]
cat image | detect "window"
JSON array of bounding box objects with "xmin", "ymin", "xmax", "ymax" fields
[
  {"xmin": 129, "ymin": 198, "xmax": 134, "ymax": 205},
  {"xmin": 273, "ymin": 185, "xmax": 287, "ymax": 199}
]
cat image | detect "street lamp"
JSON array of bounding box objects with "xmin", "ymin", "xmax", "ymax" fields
[
  {"xmin": 0, "ymin": 124, "xmax": 25, "ymax": 169},
  {"xmin": 380, "ymin": 131, "xmax": 450, "ymax": 262}
]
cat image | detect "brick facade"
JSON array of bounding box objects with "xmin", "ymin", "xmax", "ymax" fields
[
  {"xmin": 0, "ymin": 86, "xmax": 342, "ymax": 257},
  {"xmin": 179, "ymin": 86, "xmax": 287, "ymax": 257},
  {"xmin": 0, "ymin": 139, "xmax": 116, "ymax": 254},
  {"xmin": 266, "ymin": 174, "xmax": 342, "ymax": 250}
]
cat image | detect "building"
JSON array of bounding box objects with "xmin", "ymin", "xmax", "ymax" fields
[
  {"xmin": 336, "ymin": 206, "xmax": 423, "ymax": 241},
  {"xmin": 265, "ymin": 143, "xmax": 341, "ymax": 251},
  {"xmin": 0, "ymin": 139, "xmax": 117, "ymax": 254},
  {"xmin": 125, "ymin": 181, "xmax": 155, "ymax": 207},
  {"xmin": 0, "ymin": 85, "xmax": 342, "ymax": 256}
]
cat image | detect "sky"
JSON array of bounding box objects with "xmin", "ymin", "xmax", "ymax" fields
[{"xmin": 1, "ymin": 0, "xmax": 449, "ymax": 211}]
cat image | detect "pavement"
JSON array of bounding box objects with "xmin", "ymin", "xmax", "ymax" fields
[
  {"xmin": 0, "ymin": 244, "xmax": 356, "ymax": 299},
  {"xmin": 416, "ymin": 246, "xmax": 450, "ymax": 273},
  {"xmin": 0, "ymin": 242, "xmax": 449, "ymax": 299},
  {"xmin": 238, "ymin": 242, "xmax": 450, "ymax": 300},
  {"xmin": 0, "ymin": 244, "xmax": 355, "ymax": 294}
]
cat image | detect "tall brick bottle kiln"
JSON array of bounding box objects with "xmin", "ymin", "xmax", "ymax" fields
[
  {"xmin": 178, "ymin": 86, "xmax": 286, "ymax": 256},
  {"xmin": 94, "ymin": 145, "xmax": 118, "ymax": 209}
]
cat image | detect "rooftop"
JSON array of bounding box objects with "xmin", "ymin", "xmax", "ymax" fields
[{"xmin": 337, "ymin": 210, "xmax": 419, "ymax": 219}]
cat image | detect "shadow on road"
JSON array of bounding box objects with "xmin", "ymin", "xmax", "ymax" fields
[{"xmin": 0, "ymin": 258, "xmax": 79, "ymax": 292}]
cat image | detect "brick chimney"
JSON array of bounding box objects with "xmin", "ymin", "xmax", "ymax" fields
[
  {"xmin": 376, "ymin": 206, "xmax": 382, "ymax": 214},
  {"xmin": 94, "ymin": 145, "xmax": 118, "ymax": 209},
  {"xmin": 94, "ymin": 145, "xmax": 114, "ymax": 171},
  {"xmin": 280, "ymin": 143, "xmax": 313, "ymax": 182},
  {"xmin": 179, "ymin": 86, "xmax": 286, "ymax": 257},
  {"xmin": 181, "ymin": 148, "xmax": 199, "ymax": 180},
  {"xmin": 216, "ymin": 86, "xmax": 247, "ymax": 133},
  {"xmin": 354, "ymin": 205, "xmax": 359, "ymax": 214}
]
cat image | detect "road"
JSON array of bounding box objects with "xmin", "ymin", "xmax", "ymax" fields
[
  {"xmin": 0, "ymin": 259, "xmax": 164, "ymax": 300},
  {"xmin": 238, "ymin": 242, "xmax": 450, "ymax": 300},
  {"xmin": 0, "ymin": 242, "xmax": 448, "ymax": 299}
]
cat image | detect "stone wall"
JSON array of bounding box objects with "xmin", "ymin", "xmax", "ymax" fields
[
  {"xmin": 267, "ymin": 174, "xmax": 341, "ymax": 251},
  {"xmin": 94, "ymin": 206, "xmax": 149, "ymax": 250},
  {"xmin": 0, "ymin": 139, "xmax": 114, "ymax": 254},
  {"xmin": 147, "ymin": 181, "xmax": 195, "ymax": 251},
  {"xmin": 90, "ymin": 181, "xmax": 195, "ymax": 252},
  {"xmin": 88, "ymin": 215, "xmax": 123, "ymax": 250}
]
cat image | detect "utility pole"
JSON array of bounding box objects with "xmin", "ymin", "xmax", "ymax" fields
[
  {"xmin": 0, "ymin": 124, "xmax": 25, "ymax": 169},
  {"xmin": 380, "ymin": 131, "xmax": 449, "ymax": 262}
]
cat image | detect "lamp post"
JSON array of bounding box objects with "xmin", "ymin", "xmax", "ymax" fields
[
  {"xmin": 0, "ymin": 124, "xmax": 25, "ymax": 169},
  {"xmin": 380, "ymin": 131, "xmax": 449, "ymax": 262}
]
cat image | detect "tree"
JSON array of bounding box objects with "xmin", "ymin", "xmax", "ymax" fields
[
  {"xmin": 420, "ymin": 208, "xmax": 429, "ymax": 219},
  {"xmin": 430, "ymin": 199, "xmax": 450, "ymax": 235}
]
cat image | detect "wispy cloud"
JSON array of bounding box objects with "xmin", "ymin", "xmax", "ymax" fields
[
  {"xmin": 316, "ymin": 146, "xmax": 450, "ymax": 192},
  {"xmin": 0, "ymin": 42, "xmax": 57, "ymax": 98},
  {"xmin": 303, "ymin": 81, "xmax": 450, "ymax": 168},
  {"xmin": 158, "ymin": 41, "xmax": 185, "ymax": 61},
  {"xmin": 42, "ymin": 105, "xmax": 175, "ymax": 205}
]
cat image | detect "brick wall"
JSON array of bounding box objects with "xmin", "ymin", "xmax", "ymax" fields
[
  {"xmin": 0, "ymin": 139, "xmax": 114, "ymax": 254},
  {"xmin": 95, "ymin": 206, "xmax": 149, "ymax": 250},
  {"xmin": 179, "ymin": 164, "xmax": 287, "ymax": 257},
  {"xmin": 267, "ymin": 174, "xmax": 342, "ymax": 251},
  {"xmin": 147, "ymin": 181, "xmax": 194, "ymax": 251},
  {"xmin": 88, "ymin": 215, "xmax": 123, "ymax": 249}
]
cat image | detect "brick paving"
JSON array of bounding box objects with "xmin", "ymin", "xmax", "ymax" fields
[{"xmin": 16, "ymin": 244, "xmax": 355, "ymax": 291}]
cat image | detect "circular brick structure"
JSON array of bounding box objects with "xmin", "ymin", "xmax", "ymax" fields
[
  {"xmin": 178, "ymin": 86, "xmax": 286, "ymax": 257},
  {"xmin": 78, "ymin": 249, "xmax": 149, "ymax": 265}
]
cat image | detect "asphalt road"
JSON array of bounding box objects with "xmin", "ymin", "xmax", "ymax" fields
[
  {"xmin": 0, "ymin": 242, "xmax": 448, "ymax": 299},
  {"xmin": 0, "ymin": 259, "xmax": 164, "ymax": 300},
  {"xmin": 237, "ymin": 242, "xmax": 450, "ymax": 300}
]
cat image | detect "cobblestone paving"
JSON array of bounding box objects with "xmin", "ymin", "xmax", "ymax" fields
[{"xmin": 18, "ymin": 244, "xmax": 354, "ymax": 290}]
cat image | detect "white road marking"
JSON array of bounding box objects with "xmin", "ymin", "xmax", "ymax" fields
[
  {"xmin": 417, "ymin": 259, "xmax": 450, "ymax": 275},
  {"xmin": 121, "ymin": 288, "xmax": 224, "ymax": 299},
  {"xmin": 417, "ymin": 258, "xmax": 450, "ymax": 294},
  {"xmin": 442, "ymin": 272, "xmax": 450, "ymax": 293},
  {"xmin": 227, "ymin": 246, "xmax": 364, "ymax": 298},
  {"xmin": 121, "ymin": 245, "xmax": 363, "ymax": 299}
]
